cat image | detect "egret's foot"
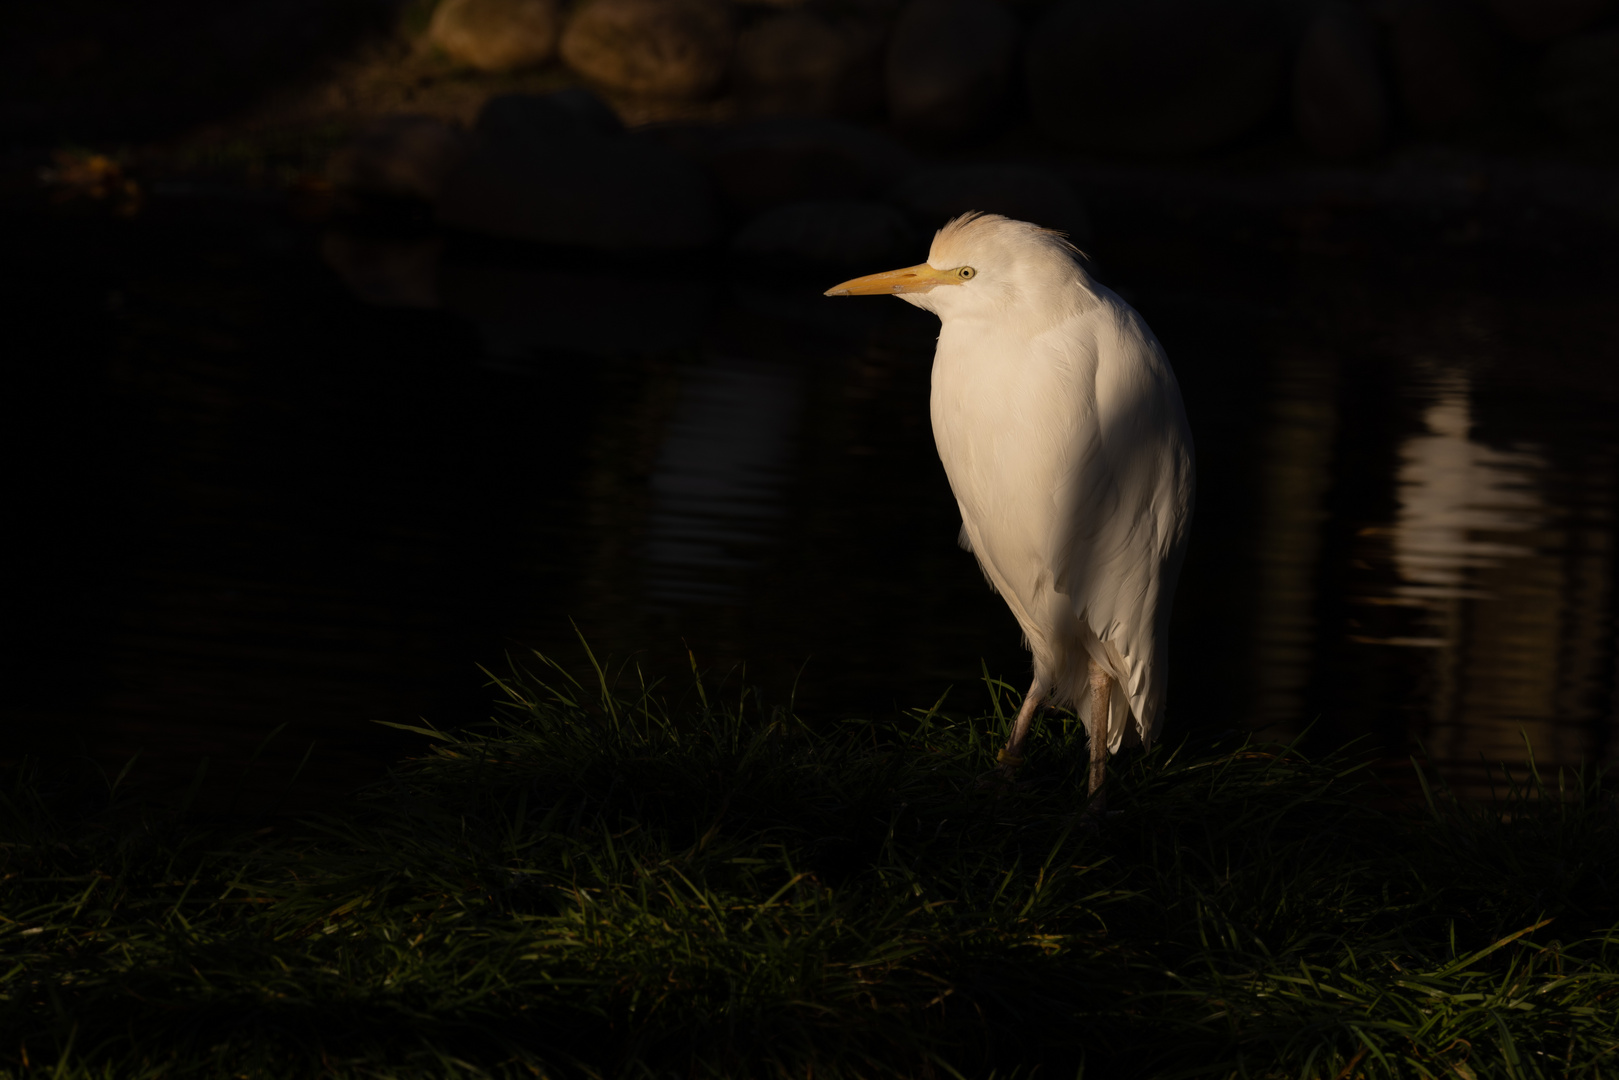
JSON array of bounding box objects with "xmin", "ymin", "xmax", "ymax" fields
[
  {"xmin": 975, "ymin": 749, "xmax": 1027, "ymax": 790},
  {"xmin": 995, "ymin": 747, "xmax": 1027, "ymax": 782},
  {"xmin": 1080, "ymin": 791, "xmax": 1108, "ymax": 830}
]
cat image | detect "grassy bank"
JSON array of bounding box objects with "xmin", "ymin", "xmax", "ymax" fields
[{"xmin": 3, "ymin": 654, "xmax": 1617, "ymax": 1078}]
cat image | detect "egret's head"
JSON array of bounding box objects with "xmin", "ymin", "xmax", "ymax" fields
[{"xmin": 823, "ymin": 212, "xmax": 1093, "ymax": 330}]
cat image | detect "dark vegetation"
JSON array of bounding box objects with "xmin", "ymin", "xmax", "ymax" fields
[{"xmin": 3, "ymin": 651, "xmax": 1616, "ymax": 1077}]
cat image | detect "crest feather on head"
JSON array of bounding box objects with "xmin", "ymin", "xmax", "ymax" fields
[{"xmin": 930, "ymin": 211, "xmax": 1089, "ymax": 267}]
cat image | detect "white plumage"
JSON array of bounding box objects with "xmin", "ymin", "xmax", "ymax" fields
[{"xmin": 826, "ymin": 213, "xmax": 1194, "ymax": 796}]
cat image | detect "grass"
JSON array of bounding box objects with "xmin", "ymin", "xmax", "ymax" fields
[{"xmin": 2, "ymin": 651, "xmax": 1617, "ymax": 1079}]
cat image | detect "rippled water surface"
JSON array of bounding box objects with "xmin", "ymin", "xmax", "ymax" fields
[{"xmin": 6, "ymin": 188, "xmax": 1616, "ymax": 803}]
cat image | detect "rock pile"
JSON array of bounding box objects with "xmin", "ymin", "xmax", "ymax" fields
[
  {"xmin": 733, "ymin": 10, "xmax": 883, "ymax": 117},
  {"xmin": 436, "ymin": 89, "xmax": 721, "ymax": 249},
  {"xmin": 1027, "ymin": 0, "xmax": 1289, "ymax": 156},
  {"xmin": 327, "ymin": 115, "xmax": 472, "ymax": 203},
  {"xmin": 402, "ymin": 0, "xmax": 1618, "ymax": 159},
  {"xmin": 427, "ymin": 0, "xmax": 563, "ymax": 72},
  {"xmin": 330, "ymin": 88, "xmax": 1088, "ymax": 265},
  {"xmin": 560, "ymin": 0, "xmax": 735, "ymax": 98},
  {"xmin": 886, "ymin": 0, "xmax": 1019, "ymax": 142}
]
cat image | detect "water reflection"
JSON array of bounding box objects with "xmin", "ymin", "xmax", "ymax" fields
[
  {"xmin": 1252, "ymin": 348, "xmax": 1338, "ymax": 726},
  {"xmin": 9, "ymin": 210, "xmax": 1616, "ymax": 808},
  {"xmin": 646, "ymin": 355, "xmax": 804, "ymax": 604},
  {"xmin": 1350, "ymin": 366, "xmax": 1615, "ymax": 794},
  {"xmin": 1388, "ymin": 373, "xmax": 1545, "ymax": 608}
]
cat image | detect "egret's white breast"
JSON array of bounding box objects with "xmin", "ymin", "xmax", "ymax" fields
[{"xmin": 929, "ymin": 310, "xmax": 1096, "ymax": 616}]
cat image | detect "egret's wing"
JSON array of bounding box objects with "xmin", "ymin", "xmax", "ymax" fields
[{"xmin": 1052, "ymin": 298, "xmax": 1194, "ymax": 747}]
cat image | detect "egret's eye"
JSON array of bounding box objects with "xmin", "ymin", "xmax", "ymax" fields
[{"xmin": 958, "ymin": 266, "xmax": 976, "ymax": 280}]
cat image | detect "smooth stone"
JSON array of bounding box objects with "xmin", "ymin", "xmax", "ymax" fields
[
  {"xmin": 701, "ymin": 116, "xmax": 919, "ymax": 213},
  {"xmin": 1484, "ymin": 0, "xmax": 1613, "ymax": 43},
  {"xmin": 1382, "ymin": 0, "xmax": 1500, "ymax": 132},
  {"xmin": 1293, "ymin": 2, "xmax": 1388, "ymax": 159},
  {"xmin": 1026, "ymin": 0, "xmax": 1288, "ymax": 155},
  {"xmin": 560, "ymin": 0, "xmax": 734, "ymax": 98},
  {"xmin": 893, "ymin": 164, "xmax": 1092, "ymax": 246},
  {"xmin": 436, "ymin": 262, "xmax": 715, "ymax": 354},
  {"xmin": 733, "ymin": 10, "xmax": 883, "ymax": 117},
  {"xmin": 732, "ymin": 200, "xmax": 917, "ymax": 265},
  {"xmin": 427, "ymin": 0, "xmax": 563, "ymax": 72},
  {"xmin": 1535, "ymin": 28, "xmax": 1619, "ymax": 145},
  {"xmin": 436, "ymin": 90, "xmax": 718, "ymax": 249},
  {"xmin": 326, "ymin": 115, "xmax": 472, "ymax": 202},
  {"xmin": 886, "ymin": 0, "xmax": 1020, "ymax": 141}
]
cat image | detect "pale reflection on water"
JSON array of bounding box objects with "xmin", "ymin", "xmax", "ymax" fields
[
  {"xmin": 1387, "ymin": 375, "xmax": 1544, "ymax": 608},
  {"xmin": 1347, "ymin": 368, "xmax": 1614, "ymax": 793},
  {"xmin": 6, "ymin": 211, "xmax": 1615, "ymax": 806}
]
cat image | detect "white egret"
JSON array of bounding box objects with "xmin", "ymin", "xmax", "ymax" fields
[{"xmin": 825, "ymin": 213, "xmax": 1194, "ymax": 801}]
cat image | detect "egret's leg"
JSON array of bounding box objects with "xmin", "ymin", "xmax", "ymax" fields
[
  {"xmin": 1087, "ymin": 659, "xmax": 1111, "ymax": 803},
  {"xmin": 998, "ymin": 679, "xmax": 1044, "ymax": 772}
]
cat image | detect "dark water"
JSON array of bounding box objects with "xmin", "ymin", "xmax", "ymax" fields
[{"xmin": 6, "ymin": 180, "xmax": 1616, "ymax": 805}]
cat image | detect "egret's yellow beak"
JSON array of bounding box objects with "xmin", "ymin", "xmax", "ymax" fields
[{"xmin": 823, "ymin": 263, "xmax": 964, "ymax": 296}]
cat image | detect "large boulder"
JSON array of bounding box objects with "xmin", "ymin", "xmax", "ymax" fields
[
  {"xmin": 1382, "ymin": 0, "xmax": 1500, "ymax": 132},
  {"xmin": 733, "ymin": 10, "xmax": 884, "ymax": 117},
  {"xmin": 886, "ymin": 0, "xmax": 1020, "ymax": 141},
  {"xmin": 1484, "ymin": 0, "xmax": 1614, "ymax": 43},
  {"xmin": 893, "ymin": 164, "xmax": 1091, "ymax": 245},
  {"xmin": 437, "ymin": 90, "xmax": 719, "ymax": 249},
  {"xmin": 1293, "ymin": 2, "xmax": 1387, "ymax": 159},
  {"xmin": 326, "ymin": 115, "xmax": 472, "ymax": 203},
  {"xmin": 732, "ymin": 200, "xmax": 917, "ymax": 265},
  {"xmin": 1025, "ymin": 0, "xmax": 1289, "ymax": 155},
  {"xmin": 426, "ymin": 0, "xmax": 563, "ymax": 72},
  {"xmin": 701, "ymin": 116, "xmax": 918, "ymax": 213},
  {"xmin": 560, "ymin": 0, "xmax": 735, "ymax": 98},
  {"xmin": 1535, "ymin": 28, "xmax": 1619, "ymax": 146}
]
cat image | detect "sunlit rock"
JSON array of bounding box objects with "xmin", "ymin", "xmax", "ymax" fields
[
  {"xmin": 560, "ymin": 0, "xmax": 734, "ymax": 98},
  {"xmin": 1483, "ymin": 0, "xmax": 1614, "ymax": 43},
  {"xmin": 327, "ymin": 115, "xmax": 472, "ymax": 203},
  {"xmin": 1293, "ymin": 1, "xmax": 1387, "ymax": 159},
  {"xmin": 732, "ymin": 200, "xmax": 917, "ymax": 265},
  {"xmin": 733, "ymin": 9, "xmax": 883, "ymax": 117},
  {"xmin": 893, "ymin": 164, "xmax": 1091, "ymax": 246},
  {"xmin": 1382, "ymin": 0, "xmax": 1500, "ymax": 133},
  {"xmin": 1535, "ymin": 27, "xmax": 1619, "ymax": 146},
  {"xmin": 700, "ymin": 116, "xmax": 918, "ymax": 214},
  {"xmin": 426, "ymin": 0, "xmax": 564, "ymax": 72},
  {"xmin": 886, "ymin": 0, "xmax": 1019, "ymax": 141},
  {"xmin": 437, "ymin": 90, "xmax": 718, "ymax": 249},
  {"xmin": 1026, "ymin": 0, "xmax": 1288, "ymax": 155}
]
